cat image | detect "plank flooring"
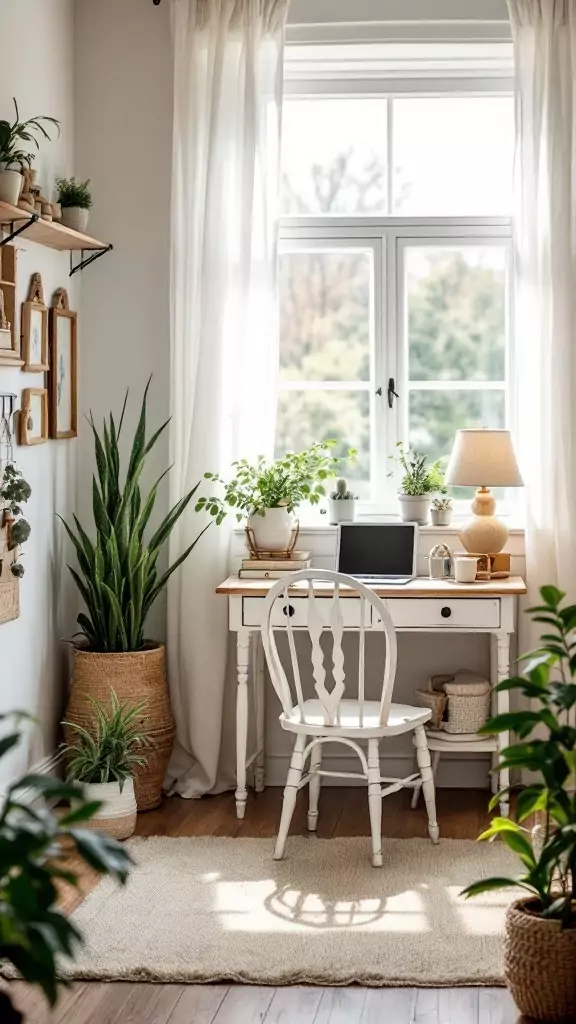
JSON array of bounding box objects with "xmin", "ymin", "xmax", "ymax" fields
[{"xmin": 8, "ymin": 788, "xmax": 532, "ymax": 1024}]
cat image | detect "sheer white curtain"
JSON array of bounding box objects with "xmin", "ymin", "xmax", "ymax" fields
[
  {"xmin": 166, "ymin": 0, "xmax": 288, "ymax": 797},
  {"xmin": 508, "ymin": 0, "xmax": 576, "ymax": 630}
]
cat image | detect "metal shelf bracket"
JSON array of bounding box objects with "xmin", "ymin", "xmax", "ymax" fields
[
  {"xmin": 0, "ymin": 213, "xmax": 39, "ymax": 247},
  {"xmin": 69, "ymin": 244, "xmax": 113, "ymax": 277}
]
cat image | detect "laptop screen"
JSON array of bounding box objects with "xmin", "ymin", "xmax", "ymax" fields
[{"xmin": 338, "ymin": 524, "xmax": 417, "ymax": 577}]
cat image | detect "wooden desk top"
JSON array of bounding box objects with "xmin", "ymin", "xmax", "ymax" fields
[{"xmin": 216, "ymin": 575, "xmax": 527, "ymax": 599}]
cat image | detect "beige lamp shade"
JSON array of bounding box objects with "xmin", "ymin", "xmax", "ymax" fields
[{"xmin": 445, "ymin": 429, "xmax": 523, "ymax": 488}]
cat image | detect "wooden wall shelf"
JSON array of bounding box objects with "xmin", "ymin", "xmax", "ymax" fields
[{"xmin": 0, "ymin": 201, "xmax": 113, "ymax": 276}]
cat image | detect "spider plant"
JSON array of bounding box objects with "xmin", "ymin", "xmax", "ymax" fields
[
  {"xmin": 0, "ymin": 97, "xmax": 60, "ymax": 169},
  {"xmin": 62, "ymin": 691, "xmax": 150, "ymax": 790}
]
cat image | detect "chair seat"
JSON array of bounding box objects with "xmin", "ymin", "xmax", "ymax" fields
[{"xmin": 280, "ymin": 699, "xmax": 432, "ymax": 738}]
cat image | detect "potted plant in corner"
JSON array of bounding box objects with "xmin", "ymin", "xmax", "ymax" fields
[
  {"xmin": 55, "ymin": 176, "xmax": 92, "ymax": 233},
  {"xmin": 328, "ymin": 477, "xmax": 357, "ymax": 525},
  {"xmin": 60, "ymin": 381, "xmax": 211, "ymax": 811},
  {"xmin": 61, "ymin": 691, "xmax": 150, "ymax": 841},
  {"xmin": 200, "ymin": 441, "xmax": 356, "ymax": 552},
  {"xmin": 0, "ymin": 98, "xmax": 59, "ymax": 206},
  {"xmin": 389, "ymin": 442, "xmax": 445, "ymax": 525},
  {"xmin": 462, "ymin": 585, "xmax": 576, "ymax": 1022}
]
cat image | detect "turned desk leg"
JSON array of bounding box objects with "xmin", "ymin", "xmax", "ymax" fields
[
  {"xmin": 236, "ymin": 630, "xmax": 250, "ymax": 820},
  {"xmin": 254, "ymin": 634, "xmax": 266, "ymax": 793},
  {"xmin": 496, "ymin": 632, "xmax": 511, "ymax": 817}
]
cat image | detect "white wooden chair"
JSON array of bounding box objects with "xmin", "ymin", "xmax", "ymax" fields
[{"xmin": 261, "ymin": 568, "xmax": 439, "ymax": 867}]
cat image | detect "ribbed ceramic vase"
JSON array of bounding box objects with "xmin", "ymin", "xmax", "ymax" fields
[{"xmin": 65, "ymin": 644, "xmax": 175, "ymax": 811}]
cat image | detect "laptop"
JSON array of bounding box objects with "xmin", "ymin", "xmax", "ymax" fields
[{"xmin": 336, "ymin": 522, "xmax": 418, "ymax": 585}]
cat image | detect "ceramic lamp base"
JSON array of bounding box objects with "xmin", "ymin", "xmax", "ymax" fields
[{"xmin": 459, "ymin": 487, "xmax": 508, "ymax": 555}]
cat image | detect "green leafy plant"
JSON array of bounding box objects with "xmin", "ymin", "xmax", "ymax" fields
[
  {"xmin": 0, "ymin": 713, "xmax": 132, "ymax": 1021},
  {"xmin": 432, "ymin": 496, "xmax": 452, "ymax": 511},
  {"xmin": 62, "ymin": 691, "xmax": 150, "ymax": 790},
  {"xmin": 461, "ymin": 585, "xmax": 576, "ymax": 927},
  {"xmin": 59, "ymin": 381, "xmax": 210, "ymax": 652},
  {"xmin": 199, "ymin": 442, "xmax": 357, "ymax": 521},
  {"xmin": 55, "ymin": 176, "xmax": 92, "ymax": 210},
  {"xmin": 330, "ymin": 477, "xmax": 357, "ymax": 500},
  {"xmin": 0, "ymin": 97, "xmax": 60, "ymax": 170},
  {"xmin": 0, "ymin": 462, "xmax": 31, "ymax": 578},
  {"xmin": 389, "ymin": 441, "xmax": 445, "ymax": 496}
]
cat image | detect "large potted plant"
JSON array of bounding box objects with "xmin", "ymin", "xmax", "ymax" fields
[
  {"xmin": 0, "ymin": 713, "xmax": 131, "ymax": 1024},
  {"xmin": 0, "ymin": 98, "xmax": 59, "ymax": 206},
  {"xmin": 200, "ymin": 442, "xmax": 355, "ymax": 551},
  {"xmin": 389, "ymin": 442, "xmax": 445, "ymax": 525},
  {"xmin": 61, "ymin": 691, "xmax": 149, "ymax": 840},
  {"xmin": 462, "ymin": 585, "xmax": 576, "ymax": 1022},
  {"xmin": 61, "ymin": 382, "xmax": 210, "ymax": 810},
  {"xmin": 55, "ymin": 176, "xmax": 92, "ymax": 233}
]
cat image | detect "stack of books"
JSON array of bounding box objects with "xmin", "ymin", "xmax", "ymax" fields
[{"xmin": 238, "ymin": 551, "xmax": 311, "ymax": 579}]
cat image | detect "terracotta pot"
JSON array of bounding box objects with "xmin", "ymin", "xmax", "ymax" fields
[
  {"xmin": 82, "ymin": 779, "xmax": 137, "ymax": 840},
  {"xmin": 66, "ymin": 644, "xmax": 175, "ymax": 811},
  {"xmin": 504, "ymin": 898, "xmax": 576, "ymax": 1021}
]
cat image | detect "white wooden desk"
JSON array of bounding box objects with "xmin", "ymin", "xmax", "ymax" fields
[{"xmin": 216, "ymin": 575, "xmax": 527, "ymax": 820}]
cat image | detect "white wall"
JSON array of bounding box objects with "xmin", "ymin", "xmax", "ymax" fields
[{"xmin": 0, "ymin": 0, "xmax": 78, "ymax": 784}]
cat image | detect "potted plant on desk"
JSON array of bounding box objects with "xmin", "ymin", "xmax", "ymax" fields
[
  {"xmin": 390, "ymin": 442, "xmax": 445, "ymax": 525},
  {"xmin": 462, "ymin": 585, "xmax": 576, "ymax": 1022}
]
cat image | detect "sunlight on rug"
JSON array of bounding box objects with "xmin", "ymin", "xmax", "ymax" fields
[{"xmin": 68, "ymin": 836, "xmax": 518, "ymax": 987}]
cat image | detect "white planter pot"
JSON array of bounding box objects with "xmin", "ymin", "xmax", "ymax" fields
[
  {"xmin": 0, "ymin": 168, "xmax": 22, "ymax": 206},
  {"xmin": 83, "ymin": 778, "xmax": 137, "ymax": 840},
  {"xmin": 328, "ymin": 498, "xmax": 356, "ymax": 525},
  {"xmin": 248, "ymin": 506, "xmax": 293, "ymax": 552},
  {"xmin": 61, "ymin": 206, "xmax": 89, "ymax": 232},
  {"xmin": 431, "ymin": 508, "xmax": 452, "ymax": 527},
  {"xmin": 398, "ymin": 493, "xmax": 431, "ymax": 525}
]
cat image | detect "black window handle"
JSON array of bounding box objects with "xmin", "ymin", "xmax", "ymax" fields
[
  {"xmin": 441, "ymin": 606, "xmax": 452, "ymax": 618},
  {"xmin": 387, "ymin": 378, "xmax": 399, "ymax": 408},
  {"xmin": 283, "ymin": 604, "xmax": 295, "ymax": 617}
]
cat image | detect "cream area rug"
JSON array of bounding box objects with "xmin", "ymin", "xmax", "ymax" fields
[{"xmin": 69, "ymin": 836, "xmax": 518, "ymax": 987}]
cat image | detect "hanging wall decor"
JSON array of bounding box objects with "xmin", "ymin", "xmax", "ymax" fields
[
  {"xmin": 48, "ymin": 288, "xmax": 77, "ymax": 439},
  {"xmin": 0, "ymin": 245, "xmax": 22, "ymax": 367},
  {"xmin": 19, "ymin": 387, "xmax": 48, "ymax": 445},
  {"xmin": 21, "ymin": 272, "xmax": 49, "ymax": 373}
]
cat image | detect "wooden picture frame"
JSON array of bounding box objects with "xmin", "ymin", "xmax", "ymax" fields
[
  {"xmin": 48, "ymin": 288, "xmax": 77, "ymax": 439},
  {"xmin": 0, "ymin": 245, "xmax": 23, "ymax": 367},
  {"xmin": 21, "ymin": 272, "xmax": 49, "ymax": 372},
  {"xmin": 19, "ymin": 388, "xmax": 48, "ymax": 445}
]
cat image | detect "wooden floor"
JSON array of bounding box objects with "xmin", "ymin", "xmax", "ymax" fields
[{"xmin": 10, "ymin": 788, "xmax": 533, "ymax": 1024}]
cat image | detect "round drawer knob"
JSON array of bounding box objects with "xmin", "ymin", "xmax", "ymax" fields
[
  {"xmin": 283, "ymin": 604, "xmax": 295, "ymax": 618},
  {"xmin": 441, "ymin": 606, "xmax": 452, "ymax": 618}
]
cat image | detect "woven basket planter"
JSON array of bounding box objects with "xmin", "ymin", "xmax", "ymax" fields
[
  {"xmin": 504, "ymin": 899, "xmax": 576, "ymax": 1021},
  {"xmin": 82, "ymin": 779, "xmax": 137, "ymax": 840},
  {"xmin": 65, "ymin": 644, "xmax": 175, "ymax": 812}
]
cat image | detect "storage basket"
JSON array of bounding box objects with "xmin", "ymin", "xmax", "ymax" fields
[{"xmin": 443, "ymin": 679, "xmax": 490, "ymax": 734}]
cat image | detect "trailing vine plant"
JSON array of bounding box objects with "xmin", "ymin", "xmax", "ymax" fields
[{"xmin": 0, "ymin": 462, "xmax": 32, "ymax": 578}]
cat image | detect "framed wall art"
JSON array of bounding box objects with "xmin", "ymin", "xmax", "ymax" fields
[
  {"xmin": 19, "ymin": 388, "xmax": 48, "ymax": 446},
  {"xmin": 48, "ymin": 288, "xmax": 77, "ymax": 439},
  {"xmin": 0, "ymin": 245, "xmax": 22, "ymax": 367},
  {"xmin": 21, "ymin": 272, "xmax": 49, "ymax": 373}
]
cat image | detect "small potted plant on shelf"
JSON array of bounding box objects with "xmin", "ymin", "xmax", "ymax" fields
[
  {"xmin": 328, "ymin": 477, "xmax": 357, "ymax": 525},
  {"xmin": 0, "ymin": 712, "xmax": 132, "ymax": 1024},
  {"xmin": 55, "ymin": 176, "xmax": 92, "ymax": 233},
  {"xmin": 200, "ymin": 442, "xmax": 356, "ymax": 552},
  {"xmin": 430, "ymin": 495, "xmax": 453, "ymax": 527},
  {"xmin": 61, "ymin": 691, "xmax": 149, "ymax": 840},
  {"xmin": 0, "ymin": 98, "xmax": 59, "ymax": 206},
  {"xmin": 389, "ymin": 442, "xmax": 445, "ymax": 525},
  {"xmin": 462, "ymin": 585, "xmax": 576, "ymax": 1023},
  {"xmin": 0, "ymin": 461, "xmax": 32, "ymax": 578}
]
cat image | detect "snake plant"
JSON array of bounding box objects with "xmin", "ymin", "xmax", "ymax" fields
[{"xmin": 60, "ymin": 381, "xmax": 209, "ymax": 652}]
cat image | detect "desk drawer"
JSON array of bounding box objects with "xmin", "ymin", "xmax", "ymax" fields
[
  {"xmin": 243, "ymin": 596, "xmax": 368, "ymax": 629},
  {"xmin": 375, "ymin": 598, "xmax": 500, "ymax": 630}
]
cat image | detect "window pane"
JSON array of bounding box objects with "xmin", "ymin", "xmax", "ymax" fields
[
  {"xmin": 406, "ymin": 247, "xmax": 507, "ymax": 382},
  {"xmin": 409, "ymin": 389, "xmax": 505, "ymax": 465},
  {"xmin": 276, "ymin": 390, "xmax": 371, "ymax": 498},
  {"xmin": 280, "ymin": 249, "xmax": 373, "ymax": 382},
  {"xmin": 393, "ymin": 97, "xmax": 514, "ymax": 215},
  {"xmin": 281, "ymin": 98, "xmax": 388, "ymax": 215}
]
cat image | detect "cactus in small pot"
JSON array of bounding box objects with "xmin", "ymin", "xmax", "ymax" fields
[
  {"xmin": 328, "ymin": 477, "xmax": 357, "ymax": 524},
  {"xmin": 431, "ymin": 495, "xmax": 452, "ymax": 526}
]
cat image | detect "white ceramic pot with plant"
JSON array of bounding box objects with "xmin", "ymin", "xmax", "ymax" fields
[
  {"xmin": 431, "ymin": 496, "xmax": 453, "ymax": 526},
  {"xmin": 201, "ymin": 442, "xmax": 357, "ymax": 553},
  {"xmin": 390, "ymin": 442, "xmax": 444, "ymax": 526},
  {"xmin": 56, "ymin": 176, "xmax": 92, "ymax": 233},
  {"xmin": 0, "ymin": 98, "xmax": 59, "ymax": 205},
  {"xmin": 328, "ymin": 477, "xmax": 357, "ymax": 525},
  {"xmin": 62, "ymin": 691, "xmax": 150, "ymax": 841}
]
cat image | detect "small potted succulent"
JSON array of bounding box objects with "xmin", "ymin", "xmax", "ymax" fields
[
  {"xmin": 389, "ymin": 442, "xmax": 445, "ymax": 525},
  {"xmin": 0, "ymin": 461, "xmax": 32, "ymax": 578},
  {"xmin": 55, "ymin": 176, "xmax": 92, "ymax": 233},
  {"xmin": 328, "ymin": 477, "xmax": 357, "ymax": 525},
  {"xmin": 431, "ymin": 495, "xmax": 452, "ymax": 527},
  {"xmin": 0, "ymin": 98, "xmax": 59, "ymax": 206}
]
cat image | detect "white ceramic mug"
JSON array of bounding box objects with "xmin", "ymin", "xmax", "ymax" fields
[{"xmin": 454, "ymin": 555, "xmax": 478, "ymax": 583}]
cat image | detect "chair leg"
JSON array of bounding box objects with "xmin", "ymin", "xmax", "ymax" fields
[
  {"xmin": 367, "ymin": 737, "xmax": 383, "ymax": 868},
  {"xmin": 274, "ymin": 733, "xmax": 306, "ymax": 861},
  {"xmin": 308, "ymin": 742, "xmax": 322, "ymax": 832},
  {"xmin": 414, "ymin": 726, "xmax": 440, "ymax": 844},
  {"xmin": 411, "ymin": 749, "xmax": 440, "ymax": 809}
]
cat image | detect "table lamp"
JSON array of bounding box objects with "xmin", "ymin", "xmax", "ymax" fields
[{"xmin": 444, "ymin": 429, "xmax": 523, "ymax": 554}]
